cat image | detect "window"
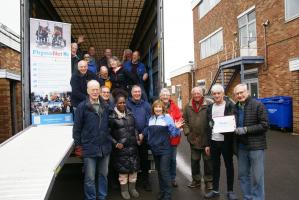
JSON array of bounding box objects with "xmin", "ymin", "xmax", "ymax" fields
[
  {"xmin": 244, "ymin": 69, "xmax": 259, "ymax": 98},
  {"xmin": 199, "ymin": 0, "xmax": 221, "ymax": 19},
  {"xmin": 238, "ymin": 7, "xmax": 257, "ymax": 56},
  {"xmin": 200, "ymin": 28, "xmax": 223, "ymax": 59},
  {"xmin": 285, "ymin": 0, "xmax": 299, "ymax": 21}
]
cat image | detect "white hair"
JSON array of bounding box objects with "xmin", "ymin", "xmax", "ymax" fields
[
  {"xmin": 159, "ymin": 88, "xmax": 171, "ymax": 96},
  {"xmin": 191, "ymin": 86, "xmax": 203, "ymax": 95},
  {"xmin": 211, "ymin": 84, "xmax": 224, "ymax": 93},
  {"xmin": 71, "ymin": 43, "xmax": 78, "ymax": 49},
  {"xmin": 87, "ymin": 80, "xmax": 100, "ymax": 89},
  {"xmin": 77, "ymin": 60, "xmax": 87, "ymax": 68},
  {"xmin": 234, "ymin": 83, "xmax": 248, "ymax": 94}
]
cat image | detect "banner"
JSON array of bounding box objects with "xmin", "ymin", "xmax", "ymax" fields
[{"xmin": 30, "ymin": 18, "xmax": 72, "ymax": 125}]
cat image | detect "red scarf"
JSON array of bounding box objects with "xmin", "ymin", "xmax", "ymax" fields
[{"xmin": 192, "ymin": 97, "xmax": 204, "ymax": 113}]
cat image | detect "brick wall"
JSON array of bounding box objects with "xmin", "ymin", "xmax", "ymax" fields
[
  {"xmin": 0, "ymin": 79, "xmax": 12, "ymax": 142},
  {"xmin": 191, "ymin": 0, "xmax": 299, "ymax": 133},
  {"xmin": 0, "ymin": 47, "xmax": 21, "ymax": 72},
  {"xmin": 0, "ymin": 47, "xmax": 22, "ymax": 142},
  {"xmin": 170, "ymin": 72, "xmax": 192, "ymax": 109}
]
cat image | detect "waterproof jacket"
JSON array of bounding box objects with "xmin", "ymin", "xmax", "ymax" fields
[
  {"xmin": 143, "ymin": 114, "xmax": 181, "ymax": 155},
  {"xmin": 167, "ymin": 99, "xmax": 183, "ymax": 146},
  {"xmin": 235, "ymin": 97, "xmax": 268, "ymax": 151},
  {"xmin": 110, "ymin": 67, "xmax": 137, "ymax": 93},
  {"xmin": 109, "ymin": 109, "xmax": 140, "ymax": 173},
  {"xmin": 73, "ymin": 97, "xmax": 112, "ymax": 158},
  {"xmin": 126, "ymin": 98, "xmax": 151, "ymax": 134},
  {"xmin": 183, "ymin": 98, "xmax": 213, "ymax": 149},
  {"xmin": 70, "ymin": 70, "xmax": 97, "ymax": 107},
  {"xmin": 207, "ymin": 97, "xmax": 235, "ymax": 145},
  {"xmin": 123, "ymin": 60, "xmax": 147, "ymax": 87}
]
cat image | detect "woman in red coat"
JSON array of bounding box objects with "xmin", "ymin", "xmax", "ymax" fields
[{"xmin": 159, "ymin": 88, "xmax": 183, "ymax": 187}]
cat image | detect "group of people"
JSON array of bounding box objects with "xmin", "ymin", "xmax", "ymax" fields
[
  {"xmin": 182, "ymin": 84, "xmax": 268, "ymax": 200},
  {"xmin": 72, "ymin": 82, "xmax": 184, "ymax": 200},
  {"xmin": 70, "ymin": 37, "xmax": 269, "ymax": 200}
]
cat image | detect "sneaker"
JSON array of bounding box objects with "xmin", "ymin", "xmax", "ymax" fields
[
  {"xmin": 204, "ymin": 190, "xmax": 220, "ymax": 199},
  {"xmin": 227, "ymin": 191, "xmax": 238, "ymax": 200},
  {"xmin": 171, "ymin": 180, "xmax": 178, "ymax": 187},
  {"xmin": 187, "ymin": 180, "xmax": 201, "ymax": 188},
  {"xmin": 205, "ymin": 182, "xmax": 213, "ymax": 190}
]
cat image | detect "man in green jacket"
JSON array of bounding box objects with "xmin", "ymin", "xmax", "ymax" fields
[{"xmin": 183, "ymin": 86, "xmax": 213, "ymax": 190}]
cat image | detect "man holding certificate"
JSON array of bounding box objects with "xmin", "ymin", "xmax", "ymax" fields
[
  {"xmin": 233, "ymin": 84, "xmax": 268, "ymax": 200},
  {"xmin": 204, "ymin": 84, "xmax": 238, "ymax": 200}
]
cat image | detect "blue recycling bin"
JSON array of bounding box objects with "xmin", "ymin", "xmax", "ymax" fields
[{"xmin": 257, "ymin": 96, "xmax": 293, "ymax": 129}]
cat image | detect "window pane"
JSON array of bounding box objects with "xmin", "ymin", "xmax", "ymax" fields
[
  {"xmin": 199, "ymin": 0, "xmax": 221, "ymax": 18},
  {"xmin": 200, "ymin": 29, "xmax": 223, "ymax": 59},
  {"xmin": 286, "ymin": 0, "xmax": 299, "ymax": 20},
  {"xmin": 248, "ymin": 22, "xmax": 256, "ymax": 43},
  {"xmin": 238, "ymin": 15, "xmax": 247, "ymax": 27},
  {"xmin": 250, "ymin": 82, "xmax": 258, "ymax": 98},
  {"xmin": 239, "ymin": 26, "xmax": 248, "ymax": 47},
  {"xmin": 248, "ymin": 10, "xmax": 256, "ymax": 22},
  {"xmin": 244, "ymin": 72, "xmax": 258, "ymax": 79}
]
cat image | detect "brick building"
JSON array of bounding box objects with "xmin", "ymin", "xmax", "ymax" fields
[
  {"xmin": 0, "ymin": 23, "xmax": 23, "ymax": 143},
  {"xmin": 171, "ymin": 0, "xmax": 299, "ymax": 133}
]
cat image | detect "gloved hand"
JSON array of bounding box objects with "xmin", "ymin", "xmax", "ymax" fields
[
  {"xmin": 75, "ymin": 146, "xmax": 83, "ymax": 158},
  {"xmin": 235, "ymin": 127, "xmax": 247, "ymax": 135}
]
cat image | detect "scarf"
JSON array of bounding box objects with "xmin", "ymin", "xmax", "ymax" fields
[
  {"xmin": 114, "ymin": 107, "xmax": 126, "ymax": 119},
  {"xmin": 192, "ymin": 97, "xmax": 204, "ymax": 113}
]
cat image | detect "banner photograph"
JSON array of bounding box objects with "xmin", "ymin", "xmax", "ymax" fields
[{"xmin": 30, "ymin": 18, "xmax": 72, "ymax": 125}]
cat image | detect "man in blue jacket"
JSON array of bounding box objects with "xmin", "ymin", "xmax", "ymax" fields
[
  {"xmin": 126, "ymin": 85, "xmax": 152, "ymax": 191},
  {"xmin": 73, "ymin": 80, "xmax": 112, "ymax": 200},
  {"xmin": 123, "ymin": 51, "xmax": 148, "ymax": 101}
]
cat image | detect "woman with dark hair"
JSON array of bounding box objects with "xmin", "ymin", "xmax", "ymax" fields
[
  {"xmin": 109, "ymin": 95, "xmax": 140, "ymax": 200},
  {"xmin": 140, "ymin": 100, "xmax": 184, "ymax": 200}
]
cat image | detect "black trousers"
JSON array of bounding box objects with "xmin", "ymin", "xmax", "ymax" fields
[
  {"xmin": 211, "ymin": 139, "xmax": 234, "ymax": 191},
  {"xmin": 138, "ymin": 142, "xmax": 151, "ymax": 181}
]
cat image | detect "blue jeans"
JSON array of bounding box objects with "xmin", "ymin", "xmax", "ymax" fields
[
  {"xmin": 170, "ymin": 146, "xmax": 177, "ymax": 181},
  {"xmin": 83, "ymin": 155, "xmax": 110, "ymax": 200},
  {"xmin": 154, "ymin": 153, "xmax": 172, "ymax": 200},
  {"xmin": 238, "ymin": 148, "xmax": 265, "ymax": 200}
]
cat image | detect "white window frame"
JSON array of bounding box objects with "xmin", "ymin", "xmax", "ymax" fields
[
  {"xmin": 285, "ymin": 0, "xmax": 299, "ymax": 22},
  {"xmin": 198, "ymin": 0, "xmax": 221, "ymax": 19},
  {"xmin": 199, "ymin": 27, "xmax": 223, "ymax": 60},
  {"xmin": 237, "ymin": 6, "xmax": 257, "ymax": 56}
]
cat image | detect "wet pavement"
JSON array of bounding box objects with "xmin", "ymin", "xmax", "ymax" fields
[{"xmin": 49, "ymin": 130, "xmax": 299, "ymax": 200}]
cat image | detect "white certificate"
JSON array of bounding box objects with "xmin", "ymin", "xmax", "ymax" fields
[{"xmin": 213, "ymin": 115, "xmax": 236, "ymax": 134}]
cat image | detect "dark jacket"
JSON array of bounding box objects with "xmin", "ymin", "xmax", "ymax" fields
[
  {"xmin": 109, "ymin": 109, "xmax": 140, "ymax": 173},
  {"xmin": 143, "ymin": 114, "xmax": 181, "ymax": 155},
  {"xmin": 99, "ymin": 56, "xmax": 109, "ymax": 67},
  {"xmin": 71, "ymin": 55, "xmax": 81, "ymax": 74},
  {"xmin": 123, "ymin": 60, "xmax": 147, "ymax": 87},
  {"xmin": 73, "ymin": 98, "xmax": 112, "ymax": 158},
  {"xmin": 126, "ymin": 98, "xmax": 151, "ymax": 134},
  {"xmin": 70, "ymin": 70, "xmax": 97, "ymax": 107},
  {"xmin": 110, "ymin": 67, "xmax": 137, "ymax": 93},
  {"xmin": 207, "ymin": 97, "xmax": 235, "ymax": 145},
  {"xmin": 235, "ymin": 96, "xmax": 268, "ymax": 150},
  {"xmin": 183, "ymin": 98, "xmax": 213, "ymax": 149}
]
